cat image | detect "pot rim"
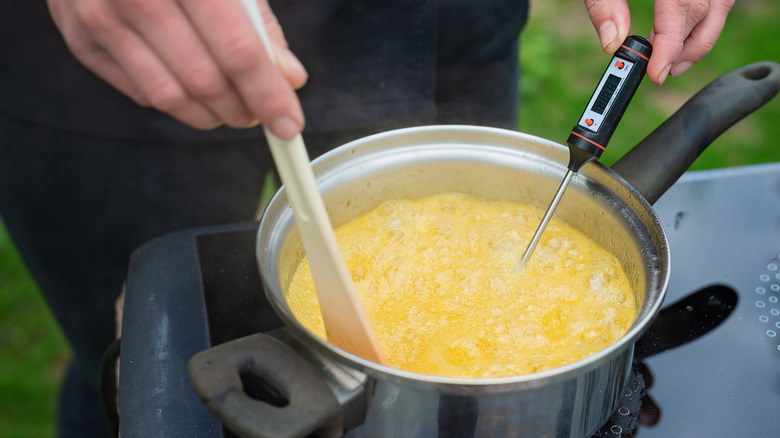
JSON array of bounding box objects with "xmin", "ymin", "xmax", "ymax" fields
[{"xmin": 257, "ymin": 124, "xmax": 670, "ymax": 389}]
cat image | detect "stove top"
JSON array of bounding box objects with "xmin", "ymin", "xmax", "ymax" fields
[
  {"xmin": 118, "ymin": 162, "xmax": 780, "ymax": 438},
  {"xmin": 631, "ymin": 162, "xmax": 780, "ymax": 437}
]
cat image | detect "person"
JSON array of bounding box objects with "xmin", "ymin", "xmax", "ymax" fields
[
  {"xmin": 0, "ymin": 0, "xmax": 733, "ymax": 436},
  {"xmin": 45, "ymin": 0, "xmax": 735, "ymax": 139}
]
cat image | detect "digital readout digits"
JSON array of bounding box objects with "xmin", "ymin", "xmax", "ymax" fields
[{"xmin": 591, "ymin": 74, "xmax": 622, "ymax": 115}]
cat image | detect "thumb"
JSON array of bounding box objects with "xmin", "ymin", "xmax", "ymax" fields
[
  {"xmin": 247, "ymin": 0, "xmax": 308, "ymax": 89},
  {"xmin": 276, "ymin": 48, "xmax": 308, "ymax": 90},
  {"xmin": 583, "ymin": 0, "xmax": 631, "ymax": 54}
]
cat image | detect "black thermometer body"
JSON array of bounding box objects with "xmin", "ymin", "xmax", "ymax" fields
[
  {"xmin": 520, "ymin": 35, "xmax": 651, "ymax": 266},
  {"xmin": 566, "ymin": 35, "xmax": 652, "ymax": 172}
]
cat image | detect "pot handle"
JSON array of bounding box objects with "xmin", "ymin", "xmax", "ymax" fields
[
  {"xmin": 188, "ymin": 333, "xmax": 342, "ymax": 438},
  {"xmin": 611, "ymin": 61, "xmax": 780, "ymax": 204}
]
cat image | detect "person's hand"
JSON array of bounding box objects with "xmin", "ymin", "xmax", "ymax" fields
[
  {"xmin": 583, "ymin": 0, "xmax": 735, "ymax": 84},
  {"xmin": 47, "ymin": 0, "xmax": 308, "ymax": 139}
]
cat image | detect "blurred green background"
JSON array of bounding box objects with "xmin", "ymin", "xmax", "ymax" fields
[{"xmin": 1, "ymin": 0, "xmax": 778, "ymax": 436}]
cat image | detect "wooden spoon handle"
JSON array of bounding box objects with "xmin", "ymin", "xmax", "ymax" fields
[
  {"xmin": 238, "ymin": 0, "xmax": 387, "ymax": 365},
  {"xmin": 265, "ymin": 133, "xmax": 387, "ymax": 364}
]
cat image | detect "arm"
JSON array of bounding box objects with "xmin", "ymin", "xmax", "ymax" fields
[
  {"xmin": 583, "ymin": 0, "xmax": 735, "ymax": 84},
  {"xmin": 47, "ymin": 0, "xmax": 308, "ymax": 139}
]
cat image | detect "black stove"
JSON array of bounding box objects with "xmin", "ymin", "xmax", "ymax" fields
[
  {"xmin": 628, "ymin": 162, "xmax": 780, "ymax": 437},
  {"xmin": 118, "ymin": 163, "xmax": 780, "ymax": 437}
]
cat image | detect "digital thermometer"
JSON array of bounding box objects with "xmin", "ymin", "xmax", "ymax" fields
[{"xmin": 520, "ymin": 36, "xmax": 652, "ymax": 266}]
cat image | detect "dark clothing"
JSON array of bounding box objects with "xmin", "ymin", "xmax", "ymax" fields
[{"xmin": 0, "ymin": 0, "xmax": 528, "ymax": 436}]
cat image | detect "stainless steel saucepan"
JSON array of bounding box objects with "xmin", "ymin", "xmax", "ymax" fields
[{"xmin": 189, "ymin": 61, "xmax": 780, "ymax": 438}]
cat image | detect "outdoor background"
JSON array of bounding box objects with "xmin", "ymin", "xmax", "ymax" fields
[{"xmin": 1, "ymin": 1, "xmax": 778, "ymax": 436}]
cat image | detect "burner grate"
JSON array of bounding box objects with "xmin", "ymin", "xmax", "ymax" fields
[{"xmin": 590, "ymin": 364, "xmax": 646, "ymax": 437}]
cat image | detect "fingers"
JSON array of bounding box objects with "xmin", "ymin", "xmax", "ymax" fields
[
  {"xmin": 78, "ymin": 0, "xmax": 224, "ymax": 128},
  {"xmin": 583, "ymin": 0, "xmax": 733, "ymax": 85},
  {"xmin": 48, "ymin": 0, "xmax": 148, "ymax": 106},
  {"xmin": 179, "ymin": 0, "xmax": 305, "ymax": 138},
  {"xmin": 115, "ymin": 0, "xmax": 258, "ymax": 128},
  {"xmin": 649, "ymin": 0, "xmax": 734, "ymax": 81},
  {"xmin": 47, "ymin": 0, "xmax": 308, "ymax": 138},
  {"xmin": 249, "ymin": 4, "xmax": 308, "ymax": 90},
  {"xmin": 276, "ymin": 47, "xmax": 309, "ymax": 91},
  {"xmin": 109, "ymin": 30, "xmax": 224, "ymax": 130},
  {"xmin": 583, "ymin": 0, "xmax": 632, "ymax": 54}
]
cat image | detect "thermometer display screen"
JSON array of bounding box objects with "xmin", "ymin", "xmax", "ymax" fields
[{"xmin": 591, "ymin": 74, "xmax": 622, "ymax": 115}]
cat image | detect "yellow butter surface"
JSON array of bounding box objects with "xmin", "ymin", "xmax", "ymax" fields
[{"xmin": 285, "ymin": 193, "xmax": 636, "ymax": 378}]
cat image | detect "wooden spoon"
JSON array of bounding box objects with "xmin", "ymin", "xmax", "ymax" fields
[{"xmin": 238, "ymin": 0, "xmax": 388, "ymax": 365}]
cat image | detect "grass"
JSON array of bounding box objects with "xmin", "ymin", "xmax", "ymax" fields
[
  {"xmin": 0, "ymin": 221, "xmax": 70, "ymax": 438},
  {"xmin": 0, "ymin": 1, "xmax": 778, "ymax": 436}
]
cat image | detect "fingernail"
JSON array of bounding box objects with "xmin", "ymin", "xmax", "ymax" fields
[
  {"xmin": 599, "ymin": 20, "xmax": 618, "ymax": 50},
  {"xmin": 280, "ymin": 48, "xmax": 308, "ymax": 81},
  {"xmin": 658, "ymin": 63, "xmax": 673, "ymax": 85},
  {"xmin": 671, "ymin": 61, "xmax": 693, "ymax": 78},
  {"xmin": 271, "ymin": 117, "xmax": 301, "ymax": 140},
  {"xmin": 243, "ymin": 118, "xmax": 261, "ymax": 128}
]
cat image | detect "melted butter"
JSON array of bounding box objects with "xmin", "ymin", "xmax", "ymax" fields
[{"xmin": 285, "ymin": 193, "xmax": 636, "ymax": 378}]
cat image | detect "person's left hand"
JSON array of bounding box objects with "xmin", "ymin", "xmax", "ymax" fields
[{"xmin": 583, "ymin": 0, "xmax": 735, "ymax": 84}]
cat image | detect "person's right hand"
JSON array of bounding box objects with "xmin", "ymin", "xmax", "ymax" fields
[{"xmin": 47, "ymin": 0, "xmax": 308, "ymax": 139}]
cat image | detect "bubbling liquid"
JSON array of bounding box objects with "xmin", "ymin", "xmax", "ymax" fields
[{"xmin": 285, "ymin": 193, "xmax": 636, "ymax": 378}]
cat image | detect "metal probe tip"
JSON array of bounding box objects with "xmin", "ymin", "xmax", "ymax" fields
[{"xmin": 519, "ymin": 169, "xmax": 575, "ymax": 267}]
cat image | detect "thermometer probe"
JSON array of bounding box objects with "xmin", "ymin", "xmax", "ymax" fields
[{"xmin": 520, "ymin": 36, "xmax": 652, "ymax": 266}]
